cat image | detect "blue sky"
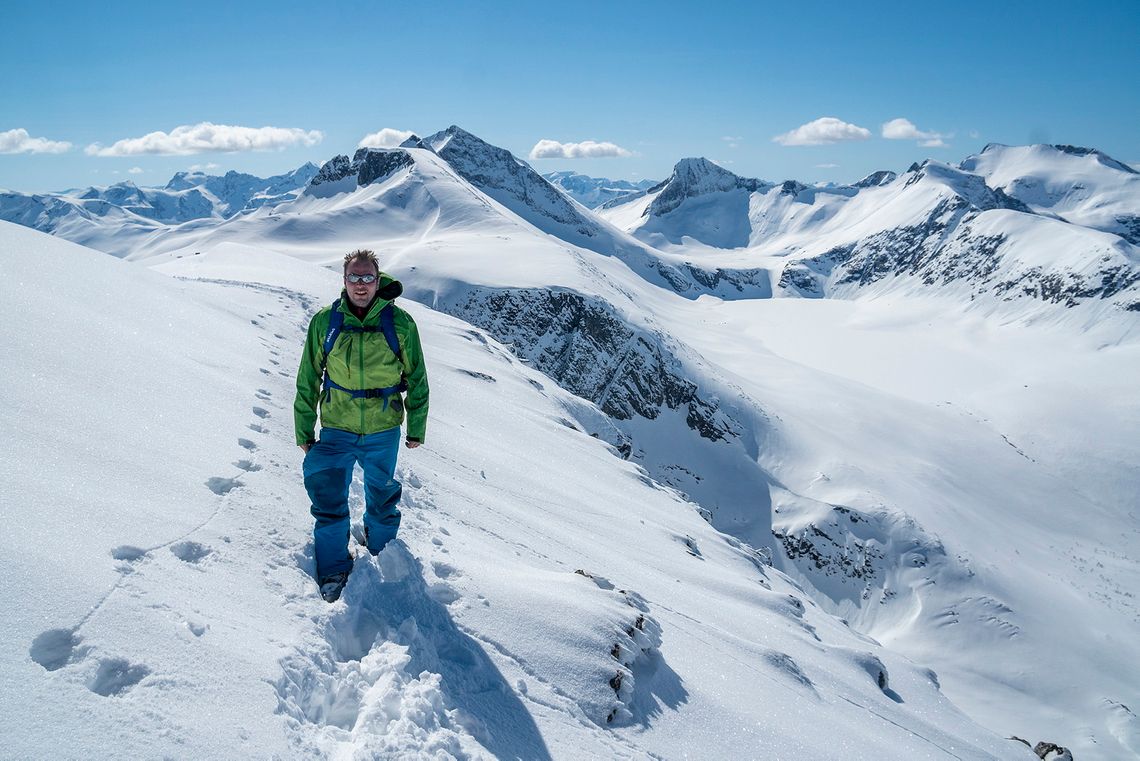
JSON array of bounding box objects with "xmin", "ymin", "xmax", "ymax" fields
[{"xmin": 2, "ymin": 0, "xmax": 1137, "ymax": 192}]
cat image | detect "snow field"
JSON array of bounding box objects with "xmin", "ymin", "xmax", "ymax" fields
[{"xmin": 3, "ymin": 228, "xmax": 1030, "ymax": 759}]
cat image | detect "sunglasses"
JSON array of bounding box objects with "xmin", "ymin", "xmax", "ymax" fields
[{"xmin": 345, "ymin": 273, "xmax": 377, "ymax": 284}]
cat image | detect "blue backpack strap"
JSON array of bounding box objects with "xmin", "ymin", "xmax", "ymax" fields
[
  {"xmin": 322, "ymin": 298, "xmax": 345, "ymax": 363},
  {"xmin": 320, "ymin": 299, "xmax": 344, "ymax": 401},
  {"xmin": 379, "ymin": 303, "xmax": 402, "ymax": 364}
]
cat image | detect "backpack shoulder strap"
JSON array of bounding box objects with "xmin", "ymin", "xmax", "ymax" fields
[
  {"xmin": 321, "ymin": 298, "xmax": 344, "ymax": 368},
  {"xmin": 379, "ymin": 303, "xmax": 403, "ymax": 363}
]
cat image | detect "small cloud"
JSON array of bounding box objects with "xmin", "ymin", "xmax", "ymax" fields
[
  {"xmin": 188, "ymin": 162, "xmax": 220, "ymax": 172},
  {"xmin": 128, "ymin": 166, "xmax": 144, "ymax": 174},
  {"xmin": 529, "ymin": 139, "xmax": 632, "ymax": 159},
  {"xmin": 722, "ymin": 136, "xmax": 742, "ymax": 149},
  {"xmin": 883, "ymin": 118, "xmax": 951, "ymax": 148},
  {"xmin": 0, "ymin": 128, "xmax": 72, "ymax": 154},
  {"xmin": 85, "ymin": 122, "xmax": 324, "ymax": 156},
  {"xmin": 969, "ymin": 129, "xmax": 980, "ymax": 139},
  {"xmin": 815, "ymin": 163, "xmax": 839, "ymax": 169},
  {"xmin": 773, "ymin": 117, "xmax": 871, "ymax": 146},
  {"xmin": 709, "ymin": 159, "xmax": 734, "ymax": 167},
  {"xmin": 358, "ymin": 128, "xmax": 414, "ymax": 149}
]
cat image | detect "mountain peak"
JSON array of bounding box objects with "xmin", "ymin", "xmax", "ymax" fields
[{"xmin": 647, "ymin": 158, "xmax": 766, "ymax": 216}]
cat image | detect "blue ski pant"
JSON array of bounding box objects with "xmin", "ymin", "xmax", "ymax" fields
[{"xmin": 303, "ymin": 427, "xmax": 402, "ymax": 579}]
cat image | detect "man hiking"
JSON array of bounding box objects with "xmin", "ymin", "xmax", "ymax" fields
[{"xmin": 294, "ymin": 249, "xmax": 429, "ymax": 603}]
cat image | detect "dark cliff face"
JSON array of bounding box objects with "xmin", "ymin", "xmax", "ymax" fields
[
  {"xmin": 309, "ymin": 149, "xmax": 414, "ymax": 190},
  {"xmin": 438, "ymin": 287, "xmax": 741, "ymax": 443},
  {"xmin": 853, "ymin": 170, "xmax": 897, "ymax": 189}
]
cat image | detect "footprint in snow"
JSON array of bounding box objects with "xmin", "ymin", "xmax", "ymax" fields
[
  {"xmin": 88, "ymin": 657, "xmax": 150, "ymax": 697},
  {"xmin": 252, "ymin": 407, "xmax": 271, "ymax": 419},
  {"xmin": 170, "ymin": 540, "xmax": 212, "ymax": 564},
  {"xmin": 29, "ymin": 627, "xmax": 85, "ymax": 671},
  {"xmin": 248, "ymin": 423, "xmax": 269, "ymax": 434},
  {"xmin": 111, "ymin": 545, "xmax": 148, "ymax": 562},
  {"xmin": 238, "ymin": 438, "xmax": 258, "ymax": 451},
  {"xmin": 205, "ymin": 476, "xmax": 243, "ymax": 495},
  {"xmin": 233, "ymin": 459, "xmax": 262, "ymax": 472}
]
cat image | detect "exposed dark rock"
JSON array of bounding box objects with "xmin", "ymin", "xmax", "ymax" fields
[
  {"xmin": 853, "ymin": 170, "xmax": 898, "ymax": 188},
  {"xmin": 1033, "ymin": 740, "xmax": 1073, "ymax": 760},
  {"xmin": 310, "ymin": 149, "xmax": 414, "ymax": 190},
  {"xmin": 1115, "ymin": 215, "xmax": 1140, "ymax": 245},
  {"xmin": 438, "ymin": 288, "xmax": 740, "ymax": 443},
  {"xmin": 354, "ymin": 148, "xmax": 414, "ymax": 187},
  {"xmin": 1053, "ymin": 144, "xmax": 1137, "ymax": 174}
]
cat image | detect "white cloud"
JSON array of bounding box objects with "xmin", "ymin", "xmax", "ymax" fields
[
  {"xmin": 816, "ymin": 163, "xmax": 839, "ymax": 169},
  {"xmin": 773, "ymin": 117, "xmax": 871, "ymax": 146},
  {"xmin": 85, "ymin": 122, "xmax": 324, "ymax": 156},
  {"xmin": 529, "ymin": 139, "xmax": 632, "ymax": 159},
  {"xmin": 128, "ymin": 166, "xmax": 144, "ymax": 174},
  {"xmin": 188, "ymin": 162, "xmax": 220, "ymax": 172},
  {"xmin": 0, "ymin": 128, "xmax": 72, "ymax": 154},
  {"xmin": 358, "ymin": 128, "xmax": 415, "ymax": 149},
  {"xmin": 969, "ymin": 129, "xmax": 980, "ymax": 139},
  {"xmin": 882, "ymin": 118, "xmax": 951, "ymax": 148}
]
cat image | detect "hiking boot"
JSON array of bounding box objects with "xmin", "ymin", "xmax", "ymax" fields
[{"xmin": 318, "ymin": 571, "xmax": 350, "ymax": 603}]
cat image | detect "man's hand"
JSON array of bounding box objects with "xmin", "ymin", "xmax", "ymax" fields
[
  {"xmin": 405, "ymin": 440, "xmax": 421, "ymax": 449},
  {"xmin": 300, "ymin": 442, "xmax": 313, "ymax": 453}
]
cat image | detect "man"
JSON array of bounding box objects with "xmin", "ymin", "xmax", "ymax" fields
[{"xmin": 294, "ymin": 249, "xmax": 429, "ymax": 603}]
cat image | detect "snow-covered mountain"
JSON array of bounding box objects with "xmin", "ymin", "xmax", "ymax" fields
[
  {"xmin": 0, "ymin": 162, "xmax": 318, "ymax": 250},
  {"xmin": 960, "ymin": 143, "xmax": 1140, "ymax": 243},
  {"xmin": 542, "ymin": 171, "xmax": 657, "ymax": 209},
  {"xmin": 3, "ymin": 127, "xmax": 1139, "ymax": 759},
  {"xmin": 599, "ymin": 150, "xmax": 1140, "ymax": 316}
]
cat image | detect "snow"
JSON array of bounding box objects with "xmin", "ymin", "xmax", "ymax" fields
[
  {"xmin": 3, "ymin": 126, "xmax": 1137, "ymax": 759},
  {"xmin": 2, "ymin": 221, "xmax": 1034, "ymax": 759}
]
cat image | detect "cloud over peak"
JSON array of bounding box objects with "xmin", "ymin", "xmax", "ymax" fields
[
  {"xmin": 882, "ymin": 118, "xmax": 950, "ymax": 148},
  {"xmin": 358, "ymin": 128, "xmax": 415, "ymax": 149},
  {"xmin": 773, "ymin": 117, "xmax": 871, "ymax": 146},
  {"xmin": 85, "ymin": 122, "xmax": 324, "ymax": 156},
  {"xmin": 529, "ymin": 139, "xmax": 632, "ymax": 159},
  {"xmin": 0, "ymin": 128, "xmax": 72, "ymax": 154}
]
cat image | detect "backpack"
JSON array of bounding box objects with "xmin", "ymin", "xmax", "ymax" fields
[{"xmin": 319, "ymin": 297, "xmax": 407, "ymax": 408}]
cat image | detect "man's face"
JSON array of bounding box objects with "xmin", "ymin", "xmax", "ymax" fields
[{"xmin": 344, "ymin": 259, "xmax": 380, "ymax": 309}]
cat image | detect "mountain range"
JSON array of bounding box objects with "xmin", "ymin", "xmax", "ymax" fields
[{"xmin": 2, "ymin": 125, "xmax": 1137, "ymax": 760}]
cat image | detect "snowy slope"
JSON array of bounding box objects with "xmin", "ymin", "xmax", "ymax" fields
[
  {"xmin": 960, "ymin": 143, "xmax": 1140, "ymax": 243},
  {"xmin": 2, "ymin": 222, "xmax": 1030, "ymax": 759}
]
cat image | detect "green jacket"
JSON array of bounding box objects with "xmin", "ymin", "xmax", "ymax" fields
[{"xmin": 294, "ymin": 275, "xmax": 429, "ymax": 445}]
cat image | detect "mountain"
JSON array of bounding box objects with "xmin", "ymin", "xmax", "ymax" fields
[
  {"xmin": 0, "ymin": 163, "xmax": 319, "ymax": 251},
  {"xmin": 2, "ymin": 128, "xmax": 1139, "ymax": 758},
  {"xmin": 542, "ymin": 170, "xmax": 657, "ymax": 209},
  {"xmin": 598, "ymin": 151, "xmax": 1140, "ymax": 317},
  {"xmin": 960, "ymin": 142, "xmax": 1140, "ymax": 244}
]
